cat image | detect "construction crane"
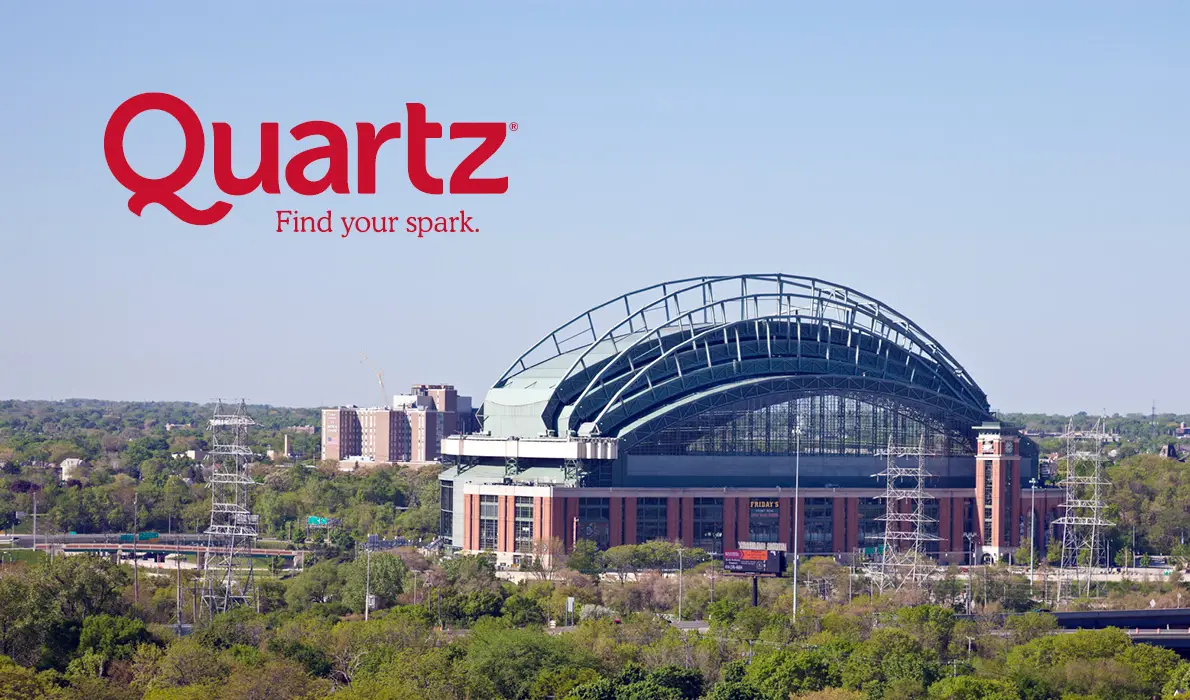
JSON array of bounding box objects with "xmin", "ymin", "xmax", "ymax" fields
[{"xmin": 360, "ymin": 352, "xmax": 388, "ymax": 408}]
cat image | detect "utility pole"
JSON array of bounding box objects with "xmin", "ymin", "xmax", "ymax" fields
[
  {"xmin": 792, "ymin": 426, "xmax": 801, "ymax": 623},
  {"xmin": 964, "ymin": 533, "xmax": 975, "ymax": 615},
  {"xmin": 677, "ymin": 545, "xmax": 684, "ymax": 622},
  {"xmin": 982, "ymin": 561, "xmax": 989, "ymax": 613},
  {"xmin": 133, "ymin": 491, "xmax": 139, "ymax": 603},
  {"xmin": 175, "ymin": 549, "xmax": 183, "ymax": 635},
  {"xmin": 1029, "ymin": 478, "xmax": 1037, "ymax": 596},
  {"xmin": 364, "ymin": 537, "xmax": 373, "ymax": 621},
  {"xmin": 710, "ymin": 541, "xmax": 716, "ymax": 603}
]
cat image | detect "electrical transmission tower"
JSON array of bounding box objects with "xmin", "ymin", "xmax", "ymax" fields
[
  {"xmin": 1053, "ymin": 416, "xmax": 1113, "ymax": 601},
  {"xmin": 868, "ymin": 434, "xmax": 940, "ymax": 593},
  {"xmin": 200, "ymin": 400, "xmax": 260, "ymax": 618}
]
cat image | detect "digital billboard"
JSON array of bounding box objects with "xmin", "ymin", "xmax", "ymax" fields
[{"xmin": 723, "ymin": 548, "xmax": 784, "ymax": 576}]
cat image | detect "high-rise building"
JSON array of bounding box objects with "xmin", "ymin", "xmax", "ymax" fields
[{"xmin": 321, "ymin": 384, "xmax": 474, "ymax": 465}]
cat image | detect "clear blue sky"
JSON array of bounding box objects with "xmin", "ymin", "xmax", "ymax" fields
[{"xmin": 1, "ymin": 2, "xmax": 1186, "ymax": 415}]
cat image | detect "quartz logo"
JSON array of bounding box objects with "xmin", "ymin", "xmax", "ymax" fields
[{"xmin": 103, "ymin": 92, "xmax": 511, "ymax": 226}]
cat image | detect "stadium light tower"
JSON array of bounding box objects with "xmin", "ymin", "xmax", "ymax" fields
[{"xmin": 1029, "ymin": 477, "xmax": 1038, "ymax": 595}]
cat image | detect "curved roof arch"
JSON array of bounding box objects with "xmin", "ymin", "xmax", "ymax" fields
[{"xmin": 484, "ymin": 274, "xmax": 991, "ymax": 442}]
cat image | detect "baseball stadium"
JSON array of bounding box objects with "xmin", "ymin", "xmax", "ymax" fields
[{"xmin": 438, "ymin": 274, "xmax": 1064, "ymax": 565}]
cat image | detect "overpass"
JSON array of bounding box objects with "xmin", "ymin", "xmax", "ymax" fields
[
  {"xmin": 10, "ymin": 532, "xmax": 261, "ymax": 547},
  {"xmin": 33, "ymin": 541, "xmax": 307, "ymax": 567},
  {"xmin": 1051, "ymin": 608, "xmax": 1190, "ymax": 630},
  {"xmin": 985, "ymin": 608, "xmax": 1190, "ymax": 657}
]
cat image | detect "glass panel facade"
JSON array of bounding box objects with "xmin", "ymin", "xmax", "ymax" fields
[
  {"xmin": 803, "ymin": 497, "xmax": 833, "ymax": 554},
  {"xmin": 577, "ymin": 497, "xmax": 610, "ymax": 549},
  {"xmin": 859, "ymin": 497, "xmax": 884, "ymax": 548},
  {"xmin": 636, "ymin": 498, "xmax": 668, "ymax": 543},
  {"xmin": 924, "ymin": 500, "xmax": 940, "ymax": 554},
  {"xmin": 578, "ymin": 498, "xmax": 609, "ymax": 522},
  {"xmin": 693, "ymin": 498, "xmax": 724, "ymax": 553},
  {"xmin": 479, "ymin": 495, "xmax": 498, "ymax": 551},
  {"xmin": 439, "ymin": 481, "xmax": 453, "ymax": 539},
  {"xmin": 629, "ymin": 392, "xmax": 973, "ymax": 458},
  {"xmin": 514, "ymin": 496, "xmax": 534, "ymax": 553}
]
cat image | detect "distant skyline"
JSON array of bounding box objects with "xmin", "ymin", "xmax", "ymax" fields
[{"xmin": 1, "ymin": 2, "xmax": 1187, "ymax": 414}]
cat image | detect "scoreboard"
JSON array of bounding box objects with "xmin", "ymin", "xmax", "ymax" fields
[{"xmin": 723, "ymin": 548, "xmax": 784, "ymax": 576}]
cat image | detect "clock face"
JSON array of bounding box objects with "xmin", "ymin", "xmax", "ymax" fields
[
  {"xmin": 1006, "ymin": 441, "xmax": 1014, "ymax": 455},
  {"xmin": 983, "ymin": 441, "xmax": 994, "ymax": 454}
]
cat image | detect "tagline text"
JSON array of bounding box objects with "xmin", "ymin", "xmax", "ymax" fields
[{"xmin": 275, "ymin": 209, "xmax": 479, "ymax": 238}]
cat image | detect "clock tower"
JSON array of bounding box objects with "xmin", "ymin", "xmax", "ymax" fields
[{"xmin": 973, "ymin": 422, "xmax": 1022, "ymax": 561}]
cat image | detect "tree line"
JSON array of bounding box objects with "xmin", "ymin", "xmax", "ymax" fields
[{"xmin": 4, "ymin": 547, "xmax": 1190, "ymax": 699}]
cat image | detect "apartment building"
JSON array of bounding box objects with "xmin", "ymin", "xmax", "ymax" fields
[{"xmin": 321, "ymin": 384, "xmax": 474, "ymax": 465}]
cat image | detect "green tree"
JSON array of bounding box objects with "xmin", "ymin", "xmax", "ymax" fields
[
  {"xmin": 600, "ymin": 545, "xmax": 638, "ymax": 584},
  {"xmin": 893, "ymin": 605, "xmax": 956, "ymax": 657},
  {"xmin": 619, "ymin": 681, "xmax": 682, "ymax": 700},
  {"xmin": 284, "ymin": 560, "xmax": 345, "ymax": 612},
  {"xmin": 41, "ymin": 555, "xmax": 130, "ymax": 622},
  {"xmin": 1117, "ymin": 643, "xmax": 1181, "ymax": 697},
  {"xmin": 464, "ymin": 619, "xmax": 596, "ymax": 700},
  {"xmin": 530, "ymin": 667, "xmax": 601, "ymax": 700},
  {"xmin": 646, "ymin": 666, "xmax": 703, "ymax": 699},
  {"xmin": 77, "ymin": 613, "xmax": 148, "ymax": 674},
  {"xmin": 342, "ymin": 552, "xmax": 407, "ymax": 614},
  {"xmin": 569, "ymin": 677, "xmax": 617, "ymax": 700},
  {"xmin": 218, "ymin": 658, "xmax": 329, "ymax": 700},
  {"xmin": 926, "ymin": 676, "xmax": 1019, "ymax": 700},
  {"xmin": 1005, "ymin": 613, "xmax": 1057, "ymax": 647},
  {"xmin": 704, "ymin": 680, "xmax": 765, "ymax": 700},
  {"xmin": 194, "ymin": 607, "xmax": 264, "ymax": 651},
  {"xmin": 569, "ymin": 540, "xmax": 601, "ymax": 574},
  {"xmin": 842, "ymin": 628, "xmax": 939, "ymax": 699},
  {"xmin": 746, "ymin": 642, "xmax": 848, "ymax": 698},
  {"xmin": 1163, "ymin": 662, "xmax": 1190, "ymax": 699},
  {"xmin": 143, "ymin": 638, "xmax": 226, "ymax": 690},
  {"xmin": 0, "ymin": 569, "xmax": 54, "ymax": 666},
  {"xmin": 503, "ymin": 594, "xmax": 547, "ymax": 627},
  {"xmin": 0, "ymin": 655, "xmax": 56, "ymax": 699}
]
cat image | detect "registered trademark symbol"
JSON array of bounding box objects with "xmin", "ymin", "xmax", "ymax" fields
[{"xmin": 509, "ymin": 122, "xmax": 518, "ymax": 131}]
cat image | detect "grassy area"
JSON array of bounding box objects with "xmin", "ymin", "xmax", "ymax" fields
[
  {"xmin": 0, "ymin": 547, "xmax": 46, "ymax": 565},
  {"xmin": 2, "ymin": 520, "xmax": 34, "ymax": 535}
]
